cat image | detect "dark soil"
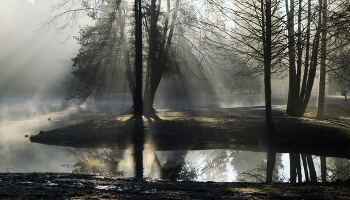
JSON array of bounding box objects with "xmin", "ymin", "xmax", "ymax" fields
[{"xmin": 1, "ymin": 173, "xmax": 350, "ymax": 199}]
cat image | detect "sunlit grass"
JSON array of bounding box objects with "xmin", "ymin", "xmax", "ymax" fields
[
  {"xmin": 228, "ymin": 185, "xmax": 343, "ymax": 197},
  {"xmin": 303, "ymin": 112, "xmax": 315, "ymax": 118},
  {"xmin": 229, "ymin": 187, "xmax": 263, "ymax": 194}
]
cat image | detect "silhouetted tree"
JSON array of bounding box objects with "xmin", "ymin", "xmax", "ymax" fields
[
  {"xmin": 134, "ymin": 0, "xmax": 143, "ymax": 116},
  {"xmin": 66, "ymin": 0, "xmax": 207, "ymax": 114},
  {"xmin": 202, "ymin": 0, "xmax": 287, "ymax": 182},
  {"xmin": 285, "ymin": 0, "xmax": 324, "ymax": 117},
  {"xmin": 142, "ymin": 0, "xmax": 181, "ymax": 113},
  {"xmin": 316, "ymin": 0, "xmax": 328, "ymax": 118}
]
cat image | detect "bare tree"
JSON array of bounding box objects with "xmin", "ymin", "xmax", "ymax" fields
[
  {"xmin": 316, "ymin": 0, "xmax": 328, "ymax": 117},
  {"xmin": 204, "ymin": 0, "xmax": 287, "ymax": 182},
  {"xmin": 325, "ymin": 1, "xmax": 350, "ymax": 93},
  {"xmin": 285, "ymin": 0, "xmax": 323, "ymax": 117}
]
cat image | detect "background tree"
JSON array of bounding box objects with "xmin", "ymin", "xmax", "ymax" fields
[
  {"xmin": 142, "ymin": 0, "xmax": 180, "ymax": 113},
  {"xmin": 204, "ymin": 0, "xmax": 287, "ymax": 182},
  {"xmin": 68, "ymin": 0, "xmax": 210, "ymax": 114},
  {"xmin": 316, "ymin": 0, "xmax": 328, "ymax": 117},
  {"xmin": 325, "ymin": 1, "xmax": 350, "ymax": 93}
]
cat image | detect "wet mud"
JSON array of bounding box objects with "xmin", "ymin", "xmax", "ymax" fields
[{"xmin": 1, "ymin": 173, "xmax": 350, "ymax": 199}]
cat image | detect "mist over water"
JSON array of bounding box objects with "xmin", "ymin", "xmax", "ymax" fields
[
  {"xmin": 0, "ymin": 94, "xmax": 131, "ymax": 173},
  {"xmin": 0, "ymin": 93, "xmax": 347, "ymax": 182},
  {"xmin": 0, "ymin": 1, "xmax": 348, "ymax": 183}
]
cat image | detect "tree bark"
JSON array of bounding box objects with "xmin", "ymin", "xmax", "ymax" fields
[
  {"xmin": 263, "ymin": 0, "xmax": 276, "ymax": 182},
  {"xmin": 134, "ymin": 0, "xmax": 143, "ymax": 117},
  {"xmin": 286, "ymin": 0, "xmax": 323, "ymax": 117},
  {"xmin": 316, "ymin": 0, "xmax": 327, "ymax": 118},
  {"xmin": 133, "ymin": 0, "xmax": 144, "ymax": 180},
  {"xmin": 285, "ymin": 0, "xmax": 297, "ymax": 115},
  {"xmin": 143, "ymin": 0, "xmax": 180, "ymax": 113}
]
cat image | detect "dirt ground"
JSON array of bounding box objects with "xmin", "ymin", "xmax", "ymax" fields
[
  {"xmin": 3, "ymin": 95, "xmax": 350, "ymax": 199},
  {"xmin": 1, "ymin": 173, "xmax": 350, "ymax": 199}
]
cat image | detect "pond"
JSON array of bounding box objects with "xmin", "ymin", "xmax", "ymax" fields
[{"xmin": 0, "ymin": 94, "xmax": 349, "ymax": 182}]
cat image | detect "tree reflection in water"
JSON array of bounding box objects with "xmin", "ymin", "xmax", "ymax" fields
[
  {"xmin": 66, "ymin": 148, "xmax": 350, "ymax": 182},
  {"xmin": 326, "ymin": 157, "xmax": 350, "ymax": 181},
  {"xmin": 66, "ymin": 148, "xmax": 125, "ymax": 177}
]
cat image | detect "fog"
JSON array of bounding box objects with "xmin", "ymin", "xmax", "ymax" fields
[
  {"xmin": 0, "ymin": 1, "xmax": 348, "ymax": 183},
  {"xmin": 0, "ymin": 1, "xmax": 83, "ymax": 95}
]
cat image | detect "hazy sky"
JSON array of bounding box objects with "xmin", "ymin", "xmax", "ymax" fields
[{"xmin": 0, "ymin": 1, "xmax": 87, "ymax": 94}]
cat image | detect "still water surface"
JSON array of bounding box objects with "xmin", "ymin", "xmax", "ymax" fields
[{"xmin": 0, "ymin": 95, "xmax": 349, "ymax": 182}]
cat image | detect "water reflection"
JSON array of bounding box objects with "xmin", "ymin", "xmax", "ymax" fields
[
  {"xmin": 63, "ymin": 148, "xmax": 350, "ymax": 183},
  {"xmin": 1, "ymin": 96, "xmax": 349, "ymax": 182},
  {"xmin": 0, "ymin": 94, "xmax": 130, "ymax": 173}
]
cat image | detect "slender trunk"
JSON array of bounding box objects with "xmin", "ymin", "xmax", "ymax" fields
[
  {"xmin": 286, "ymin": 0, "xmax": 296, "ymax": 115},
  {"xmin": 134, "ymin": 0, "xmax": 143, "ymax": 116},
  {"xmin": 316, "ymin": 0, "xmax": 327, "ymax": 118},
  {"xmin": 300, "ymin": 0, "xmax": 311, "ymax": 105},
  {"xmin": 263, "ymin": 0, "xmax": 274, "ymax": 145},
  {"xmin": 287, "ymin": 0, "xmax": 323, "ymax": 117},
  {"xmin": 295, "ymin": 0, "xmax": 323, "ymax": 116},
  {"xmin": 143, "ymin": 0, "xmax": 180, "ymax": 112},
  {"xmin": 133, "ymin": 0, "xmax": 144, "ymax": 180},
  {"xmin": 263, "ymin": 0, "xmax": 276, "ymax": 182},
  {"xmin": 295, "ymin": 0, "xmax": 303, "ymax": 106},
  {"xmin": 144, "ymin": 0, "xmax": 158, "ymax": 113}
]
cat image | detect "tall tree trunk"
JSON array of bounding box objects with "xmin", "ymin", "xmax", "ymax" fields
[
  {"xmin": 299, "ymin": 2, "xmax": 323, "ymax": 115},
  {"xmin": 286, "ymin": 0, "xmax": 297, "ymax": 115},
  {"xmin": 286, "ymin": 0, "xmax": 323, "ymax": 117},
  {"xmin": 299, "ymin": 0, "xmax": 311, "ymax": 107},
  {"xmin": 134, "ymin": 0, "xmax": 143, "ymax": 116},
  {"xmin": 143, "ymin": 0, "xmax": 158, "ymax": 113},
  {"xmin": 295, "ymin": 0, "xmax": 303, "ymax": 110},
  {"xmin": 133, "ymin": 0, "xmax": 144, "ymax": 179},
  {"xmin": 143, "ymin": 0, "xmax": 180, "ymax": 112},
  {"xmin": 262, "ymin": 0, "xmax": 276, "ymax": 182},
  {"xmin": 263, "ymin": 0, "xmax": 275, "ymax": 146},
  {"xmin": 316, "ymin": 0, "xmax": 327, "ymax": 118}
]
